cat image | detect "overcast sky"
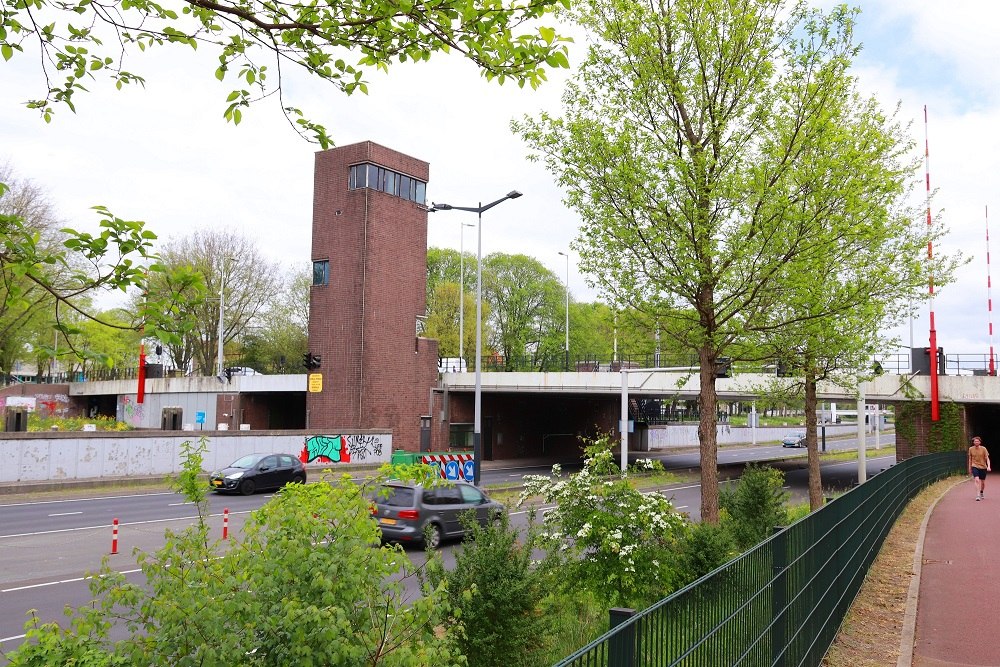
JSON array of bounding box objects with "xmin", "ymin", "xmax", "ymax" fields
[{"xmin": 2, "ymin": 1, "xmax": 998, "ymax": 365}]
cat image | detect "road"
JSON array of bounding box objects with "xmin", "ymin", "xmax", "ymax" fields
[{"xmin": 0, "ymin": 436, "xmax": 894, "ymax": 658}]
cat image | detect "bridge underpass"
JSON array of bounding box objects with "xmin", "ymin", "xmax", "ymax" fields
[{"xmin": 438, "ymin": 370, "xmax": 1000, "ymax": 462}]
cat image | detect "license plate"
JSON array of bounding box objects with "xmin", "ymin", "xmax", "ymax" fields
[
  {"xmin": 212, "ymin": 480, "xmax": 223, "ymax": 487},
  {"xmin": 380, "ymin": 518, "xmax": 397, "ymax": 525}
]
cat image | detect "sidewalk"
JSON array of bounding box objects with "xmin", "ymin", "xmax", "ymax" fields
[{"xmin": 906, "ymin": 476, "xmax": 1000, "ymax": 666}]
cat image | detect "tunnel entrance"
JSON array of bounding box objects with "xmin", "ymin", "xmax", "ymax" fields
[{"xmin": 964, "ymin": 404, "xmax": 1000, "ymax": 455}]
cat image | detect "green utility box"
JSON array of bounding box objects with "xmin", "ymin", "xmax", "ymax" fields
[{"xmin": 390, "ymin": 450, "xmax": 421, "ymax": 466}]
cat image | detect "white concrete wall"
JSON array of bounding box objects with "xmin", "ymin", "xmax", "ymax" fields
[
  {"xmin": 647, "ymin": 424, "xmax": 861, "ymax": 449},
  {"xmin": 0, "ymin": 431, "xmax": 392, "ymax": 484}
]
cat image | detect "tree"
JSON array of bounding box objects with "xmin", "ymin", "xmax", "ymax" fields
[
  {"xmin": 515, "ymin": 0, "xmax": 931, "ymax": 522},
  {"xmin": 483, "ymin": 252, "xmax": 564, "ymax": 370},
  {"xmin": 146, "ymin": 228, "xmax": 282, "ymax": 374},
  {"xmin": 1, "ymin": 0, "xmax": 570, "ymax": 146},
  {"xmin": 239, "ymin": 264, "xmax": 310, "ymax": 372},
  {"xmin": 754, "ymin": 95, "xmax": 961, "ymax": 509},
  {"xmin": 0, "ymin": 165, "xmax": 62, "ymax": 377}
]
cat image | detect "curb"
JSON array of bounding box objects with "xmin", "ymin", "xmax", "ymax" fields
[{"xmin": 896, "ymin": 475, "xmax": 966, "ymax": 667}]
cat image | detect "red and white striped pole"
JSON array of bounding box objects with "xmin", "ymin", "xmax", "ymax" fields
[
  {"xmin": 924, "ymin": 105, "xmax": 940, "ymax": 421},
  {"xmin": 111, "ymin": 518, "xmax": 119, "ymax": 555},
  {"xmin": 222, "ymin": 507, "xmax": 229, "ymax": 540},
  {"xmin": 987, "ymin": 205, "xmax": 996, "ymax": 376}
]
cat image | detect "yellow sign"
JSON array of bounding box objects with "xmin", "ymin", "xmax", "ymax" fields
[{"xmin": 308, "ymin": 373, "xmax": 323, "ymax": 393}]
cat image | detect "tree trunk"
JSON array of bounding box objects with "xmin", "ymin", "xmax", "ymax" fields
[
  {"xmin": 698, "ymin": 344, "xmax": 720, "ymax": 523},
  {"xmin": 805, "ymin": 372, "xmax": 823, "ymax": 510}
]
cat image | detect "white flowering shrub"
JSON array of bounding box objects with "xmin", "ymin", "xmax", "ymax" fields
[{"xmin": 519, "ymin": 454, "xmax": 691, "ymax": 609}]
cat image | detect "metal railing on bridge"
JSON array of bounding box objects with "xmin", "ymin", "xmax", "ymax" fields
[{"xmin": 554, "ymin": 450, "xmax": 965, "ymax": 667}]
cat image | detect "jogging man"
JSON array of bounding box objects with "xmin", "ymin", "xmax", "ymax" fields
[{"xmin": 969, "ymin": 436, "xmax": 991, "ymax": 501}]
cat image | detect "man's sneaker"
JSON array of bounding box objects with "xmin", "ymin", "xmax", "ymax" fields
[{"xmin": 977, "ymin": 496, "xmax": 982, "ymax": 501}]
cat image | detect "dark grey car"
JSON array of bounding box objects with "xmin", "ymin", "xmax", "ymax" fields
[{"xmin": 372, "ymin": 481, "xmax": 504, "ymax": 548}]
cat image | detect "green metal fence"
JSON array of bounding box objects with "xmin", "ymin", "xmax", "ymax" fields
[{"xmin": 555, "ymin": 451, "xmax": 965, "ymax": 667}]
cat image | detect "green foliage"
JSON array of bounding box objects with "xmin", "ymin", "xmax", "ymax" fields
[
  {"xmin": 28, "ymin": 414, "xmax": 132, "ymax": 432},
  {"xmin": 428, "ymin": 511, "xmax": 550, "ymax": 667},
  {"xmin": 3, "ymin": 0, "xmax": 571, "ymax": 146},
  {"xmin": 896, "ymin": 400, "xmax": 963, "ymax": 454},
  {"xmin": 579, "ymin": 431, "xmax": 621, "ymax": 476},
  {"xmin": 520, "ymin": 455, "xmax": 691, "ymax": 609},
  {"xmin": 536, "ymin": 591, "xmax": 607, "ymax": 665},
  {"xmin": 1, "ymin": 185, "xmax": 204, "ymax": 354},
  {"xmin": 676, "ymin": 521, "xmax": 738, "ymax": 583},
  {"xmin": 6, "ymin": 441, "xmax": 465, "ymax": 666},
  {"xmin": 720, "ymin": 465, "xmax": 790, "ymax": 551}
]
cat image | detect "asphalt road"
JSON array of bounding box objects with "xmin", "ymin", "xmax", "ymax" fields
[{"xmin": 0, "ymin": 435, "xmax": 894, "ymax": 658}]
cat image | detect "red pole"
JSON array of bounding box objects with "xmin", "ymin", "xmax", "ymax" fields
[
  {"xmin": 137, "ymin": 343, "xmax": 146, "ymax": 404},
  {"xmin": 924, "ymin": 105, "xmax": 940, "ymax": 421},
  {"xmin": 111, "ymin": 518, "xmax": 119, "ymax": 555},
  {"xmin": 222, "ymin": 507, "xmax": 229, "ymax": 540}
]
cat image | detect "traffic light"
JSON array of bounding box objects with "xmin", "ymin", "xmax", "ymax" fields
[{"xmin": 303, "ymin": 352, "xmax": 322, "ymax": 370}]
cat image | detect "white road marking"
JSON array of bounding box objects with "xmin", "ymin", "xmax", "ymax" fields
[
  {"xmin": 1, "ymin": 568, "xmax": 143, "ymax": 593},
  {"xmin": 47, "ymin": 511, "xmax": 83, "ymax": 517},
  {"xmin": 0, "ymin": 492, "xmax": 176, "ymax": 508},
  {"xmin": 0, "ymin": 510, "xmax": 252, "ymax": 540}
]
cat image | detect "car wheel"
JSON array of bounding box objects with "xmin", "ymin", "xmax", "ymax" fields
[
  {"xmin": 290, "ymin": 474, "xmax": 305, "ymax": 485},
  {"xmin": 239, "ymin": 479, "xmax": 256, "ymax": 496},
  {"xmin": 424, "ymin": 522, "xmax": 443, "ymax": 549}
]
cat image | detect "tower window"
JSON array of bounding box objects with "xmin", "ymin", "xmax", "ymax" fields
[
  {"xmin": 349, "ymin": 163, "xmax": 426, "ymax": 204},
  {"xmin": 312, "ymin": 260, "xmax": 330, "ymax": 286}
]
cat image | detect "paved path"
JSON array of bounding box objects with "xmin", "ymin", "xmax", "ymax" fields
[{"xmin": 911, "ymin": 476, "xmax": 1000, "ymax": 666}]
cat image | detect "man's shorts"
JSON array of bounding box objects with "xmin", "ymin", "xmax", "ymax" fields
[{"xmin": 972, "ymin": 467, "xmax": 988, "ymax": 480}]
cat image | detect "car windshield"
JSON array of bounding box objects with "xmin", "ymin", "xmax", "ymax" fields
[
  {"xmin": 377, "ymin": 485, "xmax": 415, "ymax": 507},
  {"xmin": 230, "ymin": 454, "xmax": 264, "ymax": 469}
]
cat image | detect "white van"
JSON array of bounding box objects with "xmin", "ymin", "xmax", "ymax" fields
[{"xmin": 438, "ymin": 357, "xmax": 468, "ymax": 373}]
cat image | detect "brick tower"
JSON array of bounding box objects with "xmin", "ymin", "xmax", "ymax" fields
[{"xmin": 307, "ymin": 141, "xmax": 439, "ymax": 450}]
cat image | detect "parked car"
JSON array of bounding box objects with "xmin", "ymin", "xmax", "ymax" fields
[
  {"xmin": 781, "ymin": 432, "xmax": 807, "ymax": 448},
  {"xmin": 209, "ymin": 453, "xmax": 306, "ymax": 495},
  {"xmin": 371, "ymin": 480, "xmax": 505, "ymax": 548}
]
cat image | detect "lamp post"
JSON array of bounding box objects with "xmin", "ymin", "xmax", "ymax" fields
[
  {"xmin": 430, "ymin": 191, "xmax": 523, "ymax": 485},
  {"xmin": 216, "ymin": 258, "xmax": 234, "ymax": 379},
  {"xmin": 557, "ymin": 251, "xmax": 570, "ymax": 371},
  {"xmin": 459, "ymin": 222, "xmax": 475, "ymax": 366}
]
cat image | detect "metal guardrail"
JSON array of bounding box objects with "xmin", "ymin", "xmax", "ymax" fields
[{"xmin": 555, "ymin": 450, "xmax": 965, "ymax": 667}]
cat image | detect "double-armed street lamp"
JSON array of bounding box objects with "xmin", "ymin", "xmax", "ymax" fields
[
  {"xmin": 557, "ymin": 250, "xmax": 570, "ymax": 371},
  {"xmin": 430, "ymin": 191, "xmax": 523, "ymax": 485}
]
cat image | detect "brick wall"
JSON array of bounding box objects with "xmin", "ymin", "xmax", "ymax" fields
[{"xmin": 307, "ymin": 141, "xmax": 439, "ymax": 451}]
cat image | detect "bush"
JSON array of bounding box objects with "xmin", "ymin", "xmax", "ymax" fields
[
  {"xmin": 520, "ymin": 455, "xmax": 691, "ymax": 609},
  {"xmin": 677, "ymin": 521, "xmax": 738, "ymax": 583},
  {"xmin": 428, "ymin": 511, "xmax": 550, "ymax": 667},
  {"xmin": 720, "ymin": 464, "xmax": 790, "ymax": 551}
]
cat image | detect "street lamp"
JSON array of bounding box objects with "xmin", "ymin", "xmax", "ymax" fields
[
  {"xmin": 430, "ymin": 190, "xmax": 523, "ymax": 485},
  {"xmin": 216, "ymin": 258, "xmax": 235, "ymax": 379},
  {"xmin": 459, "ymin": 222, "xmax": 475, "ymax": 366},
  {"xmin": 557, "ymin": 251, "xmax": 570, "ymax": 371}
]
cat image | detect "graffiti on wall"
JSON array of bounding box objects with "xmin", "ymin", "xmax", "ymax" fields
[
  {"xmin": 300, "ymin": 433, "xmax": 388, "ymax": 464},
  {"xmin": 119, "ymin": 396, "xmax": 145, "ymax": 426}
]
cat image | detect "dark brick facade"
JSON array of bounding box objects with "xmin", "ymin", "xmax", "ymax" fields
[{"xmin": 307, "ymin": 141, "xmax": 440, "ymax": 451}]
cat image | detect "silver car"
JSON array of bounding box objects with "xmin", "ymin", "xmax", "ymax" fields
[{"xmin": 372, "ymin": 481, "xmax": 504, "ymax": 548}]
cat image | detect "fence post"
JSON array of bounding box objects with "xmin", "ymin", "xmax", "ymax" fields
[
  {"xmin": 771, "ymin": 525, "xmax": 787, "ymax": 667},
  {"xmin": 609, "ymin": 607, "xmax": 636, "ymax": 667}
]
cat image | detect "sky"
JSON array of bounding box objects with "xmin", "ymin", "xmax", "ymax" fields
[{"xmin": 2, "ymin": 1, "xmax": 999, "ymax": 364}]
